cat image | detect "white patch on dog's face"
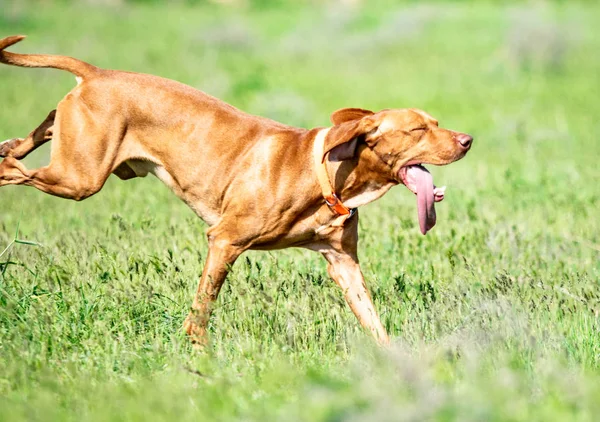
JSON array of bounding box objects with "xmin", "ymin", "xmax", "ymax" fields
[
  {"xmin": 375, "ymin": 116, "xmax": 396, "ymax": 135},
  {"xmin": 75, "ymin": 77, "xmax": 83, "ymax": 85}
]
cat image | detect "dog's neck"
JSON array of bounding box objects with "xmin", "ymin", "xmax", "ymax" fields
[{"xmin": 325, "ymin": 143, "xmax": 399, "ymax": 210}]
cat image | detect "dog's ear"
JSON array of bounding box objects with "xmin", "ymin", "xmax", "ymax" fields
[
  {"xmin": 330, "ymin": 108, "xmax": 374, "ymax": 125},
  {"xmin": 323, "ymin": 113, "xmax": 380, "ymax": 162},
  {"xmin": 328, "ymin": 137, "xmax": 358, "ymax": 162}
]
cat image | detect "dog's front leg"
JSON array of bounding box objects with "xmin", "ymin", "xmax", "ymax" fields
[
  {"xmin": 315, "ymin": 215, "xmax": 390, "ymax": 346},
  {"xmin": 322, "ymin": 248, "xmax": 390, "ymax": 346},
  {"xmin": 184, "ymin": 232, "xmax": 243, "ymax": 347}
]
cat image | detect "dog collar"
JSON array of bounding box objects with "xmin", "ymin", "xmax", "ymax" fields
[{"xmin": 313, "ymin": 128, "xmax": 356, "ymax": 227}]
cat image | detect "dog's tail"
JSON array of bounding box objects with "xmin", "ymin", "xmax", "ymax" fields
[{"xmin": 0, "ymin": 35, "xmax": 99, "ymax": 79}]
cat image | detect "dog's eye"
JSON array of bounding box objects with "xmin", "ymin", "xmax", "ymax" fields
[{"xmin": 411, "ymin": 127, "xmax": 427, "ymax": 135}]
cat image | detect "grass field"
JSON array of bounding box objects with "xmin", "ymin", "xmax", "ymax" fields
[{"xmin": 1, "ymin": 1, "xmax": 599, "ymax": 420}]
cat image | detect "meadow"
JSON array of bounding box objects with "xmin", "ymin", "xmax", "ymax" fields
[{"xmin": 0, "ymin": 1, "xmax": 599, "ymax": 420}]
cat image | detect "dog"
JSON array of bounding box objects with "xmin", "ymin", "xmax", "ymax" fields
[{"xmin": 0, "ymin": 35, "xmax": 472, "ymax": 346}]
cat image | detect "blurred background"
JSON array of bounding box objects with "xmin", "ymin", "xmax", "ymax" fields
[{"xmin": 1, "ymin": 1, "xmax": 599, "ymax": 420}]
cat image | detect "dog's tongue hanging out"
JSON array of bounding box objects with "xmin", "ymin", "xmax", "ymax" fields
[{"xmin": 400, "ymin": 165, "xmax": 444, "ymax": 235}]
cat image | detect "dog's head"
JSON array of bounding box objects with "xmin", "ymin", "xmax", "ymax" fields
[
  {"xmin": 324, "ymin": 107, "xmax": 472, "ymax": 169},
  {"xmin": 323, "ymin": 108, "xmax": 473, "ymax": 234}
]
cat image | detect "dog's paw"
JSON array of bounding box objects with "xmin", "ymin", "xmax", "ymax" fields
[
  {"xmin": 0, "ymin": 156, "xmax": 27, "ymax": 185},
  {"xmin": 183, "ymin": 313, "xmax": 210, "ymax": 349},
  {"xmin": 0, "ymin": 139, "xmax": 20, "ymax": 157}
]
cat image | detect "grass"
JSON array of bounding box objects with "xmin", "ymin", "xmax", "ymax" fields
[{"xmin": 1, "ymin": 1, "xmax": 599, "ymax": 420}]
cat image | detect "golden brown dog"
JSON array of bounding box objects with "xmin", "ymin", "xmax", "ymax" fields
[{"xmin": 0, "ymin": 35, "xmax": 472, "ymax": 346}]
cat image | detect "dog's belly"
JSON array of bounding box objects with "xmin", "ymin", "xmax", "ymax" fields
[{"xmin": 126, "ymin": 159, "xmax": 220, "ymax": 226}]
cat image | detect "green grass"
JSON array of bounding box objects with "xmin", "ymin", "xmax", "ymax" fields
[{"xmin": 1, "ymin": 1, "xmax": 599, "ymax": 420}]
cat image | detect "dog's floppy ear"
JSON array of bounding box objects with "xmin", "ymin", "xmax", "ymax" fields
[
  {"xmin": 330, "ymin": 107, "xmax": 374, "ymax": 125},
  {"xmin": 323, "ymin": 113, "xmax": 379, "ymax": 162}
]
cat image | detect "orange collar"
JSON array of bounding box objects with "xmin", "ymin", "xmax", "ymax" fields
[{"xmin": 313, "ymin": 128, "xmax": 356, "ymax": 227}]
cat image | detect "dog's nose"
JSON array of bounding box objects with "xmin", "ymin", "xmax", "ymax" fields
[{"xmin": 455, "ymin": 133, "xmax": 473, "ymax": 149}]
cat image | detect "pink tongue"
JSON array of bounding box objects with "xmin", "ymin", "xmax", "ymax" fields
[{"xmin": 413, "ymin": 166, "xmax": 436, "ymax": 235}]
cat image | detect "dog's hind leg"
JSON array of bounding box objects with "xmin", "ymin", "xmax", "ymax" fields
[
  {"xmin": 0, "ymin": 148, "xmax": 112, "ymax": 201},
  {"xmin": 0, "ymin": 103, "xmax": 118, "ymax": 200},
  {"xmin": 0, "ymin": 110, "xmax": 56, "ymax": 159}
]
